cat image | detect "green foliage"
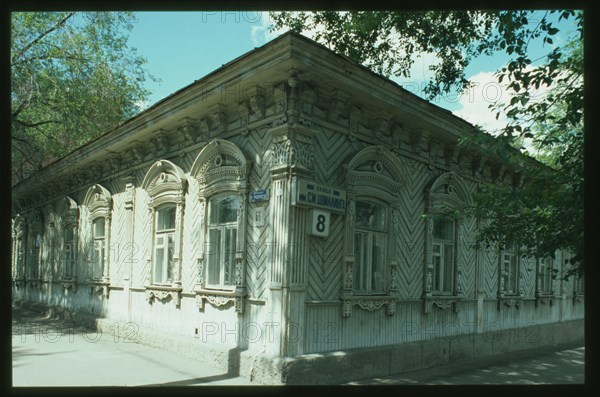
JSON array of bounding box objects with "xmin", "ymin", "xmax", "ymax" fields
[
  {"xmin": 270, "ymin": 10, "xmax": 584, "ymax": 277},
  {"xmin": 11, "ymin": 12, "xmax": 157, "ymax": 183}
]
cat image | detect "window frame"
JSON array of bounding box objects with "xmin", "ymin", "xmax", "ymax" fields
[
  {"xmin": 538, "ymin": 256, "xmax": 554, "ymax": 295},
  {"xmin": 205, "ymin": 193, "xmax": 240, "ymax": 290},
  {"xmin": 431, "ymin": 217, "xmax": 457, "ymax": 296},
  {"xmin": 152, "ymin": 204, "xmax": 177, "ymax": 285},
  {"xmin": 352, "ymin": 198, "xmax": 389, "ymax": 295},
  {"xmin": 500, "ymin": 243, "xmax": 521, "ymax": 296},
  {"xmin": 91, "ymin": 217, "xmax": 106, "ymax": 281}
]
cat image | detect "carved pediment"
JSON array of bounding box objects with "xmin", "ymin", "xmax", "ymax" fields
[
  {"xmin": 190, "ymin": 139, "xmax": 250, "ymax": 197},
  {"xmin": 346, "ymin": 146, "xmax": 406, "ymax": 200},
  {"xmin": 427, "ymin": 172, "xmax": 473, "ymax": 211},
  {"xmin": 83, "ymin": 184, "xmax": 112, "ymax": 219},
  {"xmin": 141, "ymin": 160, "xmax": 187, "ymax": 206}
]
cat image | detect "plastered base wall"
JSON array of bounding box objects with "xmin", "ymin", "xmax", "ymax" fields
[{"xmin": 13, "ymin": 300, "xmax": 584, "ymax": 385}]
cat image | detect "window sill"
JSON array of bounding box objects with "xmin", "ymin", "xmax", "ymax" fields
[
  {"xmin": 194, "ymin": 288, "xmax": 245, "ymax": 314},
  {"xmin": 340, "ymin": 294, "xmax": 397, "ymax": 317},
  {"xmin": 424, "ymin": 295, "xmax": 462, "ymax": 313},
  {"xmin": 145, "ymin": 285, "xmax": 182, "ymax": 306},
  {"xmin": 87, "ymin": 280, "xmax": 110, "ymax": 297},
  {"xmin": 60, "ymin": 278, "xmax": 78, "ymax": 291},
  {"xmin": 497, "ymin": 294, "xmax": 523, "ymax": 310}
]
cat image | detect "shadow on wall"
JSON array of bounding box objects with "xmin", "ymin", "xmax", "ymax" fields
[{"xmin": 139, "ymin": 347, "xmax": 245, "ymax": 386}]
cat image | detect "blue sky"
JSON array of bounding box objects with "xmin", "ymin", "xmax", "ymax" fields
[{"xmin": 127, "ymin": 11, "xmax": 579, "ymax": 134}]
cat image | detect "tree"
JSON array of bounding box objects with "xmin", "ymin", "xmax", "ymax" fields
[
  {"xmin": 11, "ymin": 12, "xmax": 157, "ymax": 183},
  {"xmin": 269, "ymin": 10, "xmax": 584, "ymax": 277}
]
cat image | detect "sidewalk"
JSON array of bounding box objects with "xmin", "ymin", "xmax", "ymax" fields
[
  {"xmin": 12, "ymin": 303, "xmax": 253, "ymax": 387},
  {"xmin": 347, "ymin": 341, "xmax": 585, "ymax": 385}
]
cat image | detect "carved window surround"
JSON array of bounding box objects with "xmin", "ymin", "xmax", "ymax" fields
[
  {"xmin": 145, "ymin": 285, "xmax": 183, "ymax": 307},
  {"xmin": 341, "ymin": 294, "xmax": 397, "ymax": 317},
  {"xmin": 423, "ymin": 172, "xmax": 473, "ymax": 314},
  {"xmin": 194, "ymin": 288, "xmax": 245, "ymax": 314},
  {"xmin": 573, "ymin": 292, "xmax": 584, "ymax": 304},
  {"xmin": 142, "ymin": 160, "xmax": 187, "ymax": 288},
  {"xmin": 342, "ymin": 146, "xmax": 406, "ymax": 316},
  {"xmin": 84, "ymin": 184, "xmax": 113, "ymax": 285},
  {"xmin": 191, "ymin": 139, "xmax": 251, "ymax": 296}
]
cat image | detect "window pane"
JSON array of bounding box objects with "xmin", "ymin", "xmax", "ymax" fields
[
  {"xmin": 354, "ymin": 232, "xmax": 367, "ymax": 292},
  {"xmin": 154, "ymin": 247, "xmax": 164, "ymax": 283},
  {"xmin": 92, "ymin": 241, "xmax": 104, "ymax": 279},
  {"xmin": 433, "ymin": 218, "xmax": 454, "ymax": 241},
  {"xmin": 355, "ymin": 201, "xmax": 386, "ymax": 230},
  {"xmin": 433, "ymin": 253, "xmax": 441, "ymax": 292},
  {"xmin": 443, "ymin": 244, "xmax": 454, "ymax": 292},
  {"xmin": 166, "ymin": 234, "xmax": 174, "ymax": 283},
  {"xmin": 93, "ymin": 218, "xmax": 105, "ymax": 238},
  {"xmin": 208, "ymin": 228, "xmax": 221, "ymax": 285},
  {"xmin": 157, "ymin": 206, "xmax": 176, "ymax": 231},
  {"xmin": 210, "ymin": 195, "xmax": 239, "ymax": 224},
  {"xmin": 65, "ymin": 228, "xmax": 73, "ymax": 242},
  {"xmin": 371, "ymin": 233, "xmax": 385, "ymax": 292},
  {"xmin": 224, "ymin": 228, "xmax": 236, "ymax": 285}
]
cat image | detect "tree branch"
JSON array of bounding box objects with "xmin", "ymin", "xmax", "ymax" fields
[{"xmin": 11, "ymin": 12, "xmax": 76, "ymax": 66}]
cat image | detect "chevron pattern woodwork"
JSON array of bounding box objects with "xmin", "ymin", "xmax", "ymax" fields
[
  {"xmin": 313, "ymin": 126, "xmax": 358, "ymax": 185},
  {"xmin": 396, "ymin": 158, "xmax": 429, "ymax": 300},
  {"xmin": 132, "ymin": 189, "xmax": 151, "ymax": 288},
  {"xmin": 181, "ymin": 179, "xmax": 201, "ymax": 292},
  {"xmin": 110, "ymin": 193, "xmax": 127, "ymax": 286},
  {"xmin": 482, "ymin": 247, "xmax": 499, "ymax": 299},
  {"xmin": 307, "ymin": 213, "xmax": 345, "ymax": 300},
  {"xmin": 238, "ymin": 127, "xmax": 272, "ymax": 299},
  {"xmin": 459, "ymin": 216, "xmax": 477, "ymax": 298},
  {"xmin": 520, "ymin": 256, "xmax": 535, "ymax": 296},
  {"xmin": 78, "ymin": 206, "xmax": 92, "ymax": 281}
]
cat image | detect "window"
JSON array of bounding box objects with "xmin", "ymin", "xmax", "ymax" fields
[
  {"xmin": 64, "ymin": 227, "xmax": 76, "ymax": 279},
  {"xmin": 206, "ymin": 194, "xmax": 239, "ymax": 288},
  {"xmin": 16, "ymin": 236, "xmax": 26, "ymax": 279},
  {"xmin": 29, "ymin": 233, "xmax": 42, "ymax": 279},
  {"xmin": 153, "ymin": 205, "xmax": 176, "ymax": 285},
  {"xmin": 91, "ymin": 218, "xmax": 105, "ymax": 280},
  {"xmin": 502, "ymin": 244, "xmax": 520, "ymax": 295},
  {"xmin": 432, "ymin": 218, "xmax": 455, "ymax": 295},
  {"xmin": 539, "ymin": 257, "xmax": 553, "ymax": 294},
  {"xmin": 353, "ymin": 200, "xmax": 387, "ymax": 294}
]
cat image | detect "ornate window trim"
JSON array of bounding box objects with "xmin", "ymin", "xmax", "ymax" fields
[
  {"xmin": 142, "ymin": 160, "xmax": 187, "ymax": 305},
  {"xmin": 57, "ymin": 196, "xmax": 79, "ymax": 287},
  {"xmin": 26, "ymin": 210, "xmax": 43, "ymax": 285},
  {"xmin": 497, "ymin": 243, "xmax": 524, "ymax": 310},
  {"xmin": 13, "ymin": 214, "xmax": 27, "ymax": 287},
  {"xmin": 535, "ymin": 256, "xmax": 555, "ymax": 306},
  {"xmin": 83, "ymin": 184, "xmax": 112, "ymax": 296},
  {"xmin": 342, "ymin": 146, "xmax": 405, "ymax": 316},
  {"xmin": 424, "ymin": 172, "xmax": 473, "ymax": 313},
  {"xmin": 190, "ymin": 139, "xmax": 251, "ymax": 313}
]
